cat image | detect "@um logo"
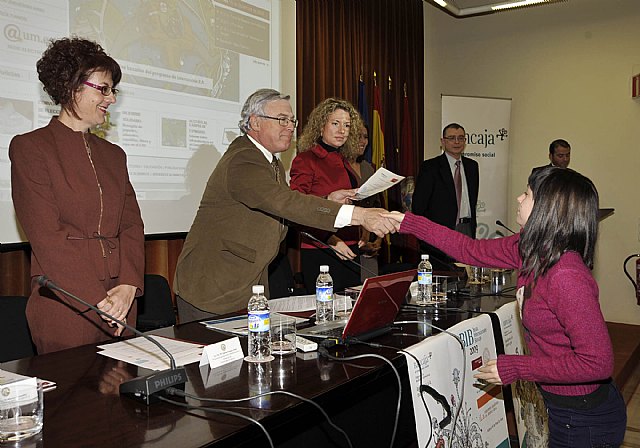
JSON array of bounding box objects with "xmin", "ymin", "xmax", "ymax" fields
[
  {"xmin": 4, "ymin": 24, "xmax": 22, "ymax": 42},
  {"xmin": 4, "ymin": 24, "xmax": 50, "ymax": 44}
]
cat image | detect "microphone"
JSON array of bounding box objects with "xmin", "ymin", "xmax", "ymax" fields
[
  {"xmin": 300, "ymin": 231, "xmax": 378, "ymax": 278},
  {"xmin": 36, "ymin": 275, "xmax": 187, "ymax": 405},
  {"xmin": 495, "ymin": 220, "xmax": 516, "ymax": 235},
  {"xmin": 420, "ymin": 250, "xmax": 462, "ymax": 275}
]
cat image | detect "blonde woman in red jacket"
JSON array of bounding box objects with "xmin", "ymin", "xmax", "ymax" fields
[{"xmin": 290, "ymin": 98, "xmax": 364, "ymax": 293}]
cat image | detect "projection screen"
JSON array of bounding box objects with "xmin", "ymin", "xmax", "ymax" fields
[{"xmin": 0, "ymin": 0, "xmax": 280, "ymax": 244}]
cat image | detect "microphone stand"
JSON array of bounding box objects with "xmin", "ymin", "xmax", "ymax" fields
[
  {"xmin": 300, "ymin": 231, "xmax": 379, "ymax": 278},
  {"xmin": 37, "ymin": 275, "xmax": 187, "ymax": 405},
  {"xmin": 495, "ymin": 220, "xmax": 516, "ymax": 235}
]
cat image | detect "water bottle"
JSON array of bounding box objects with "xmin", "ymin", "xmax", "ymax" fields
[
  {"xmin": 416, "ymin": 254, "xmax": 433, "ymax": 305},
  {"xmin": 315, "ymin": 265, "xmax": 334, "ymax": 324},
  {"xmin": 246, "ymin": 285, "xmax": 274, "ymax": 363}
]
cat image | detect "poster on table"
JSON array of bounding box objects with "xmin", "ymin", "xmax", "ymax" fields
[
  {"xmin": 442, "ymin": 95, "xmax": 512, "ymax": 240},
  {"xmin": 494, "ymin": 300, "xmax": 549, "ymax": 448},
  {"xmin": 404, "ymin": 314, "xmax": 509, "ymax": 447}
]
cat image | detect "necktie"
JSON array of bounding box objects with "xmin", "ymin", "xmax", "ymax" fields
[
  {"xmin": 272, "ymin": 157, "xmax": 281, "ymax": 184},
  {"xmin": 272, "ymin": 156, "xmax": 284, "ymax": 229},
  {"xmin": 454, "ymin": 160, "xmax": 462, "ymax": 220}
]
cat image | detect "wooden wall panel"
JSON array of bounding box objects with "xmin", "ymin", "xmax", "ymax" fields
[
  {"xmin": 0, "ymin": 250, "xmax": 30, "ymax": 296},
  {"xmin": 0, "ymin": 240, "xmax": 184, "ymax": 299}
]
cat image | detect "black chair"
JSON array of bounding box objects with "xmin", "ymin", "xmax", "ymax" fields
[
  {"xmin": 0, "ymin": 296, "xmax": 36, "ymax": 362},
  {"xmin": 136, "ymin": 274, "xmax": 177, "ymax": 332}
]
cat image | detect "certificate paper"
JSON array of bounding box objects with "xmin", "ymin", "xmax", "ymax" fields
[{"xmin": 353, "ymin": 168, "xmax": 404, "ymax": 200}]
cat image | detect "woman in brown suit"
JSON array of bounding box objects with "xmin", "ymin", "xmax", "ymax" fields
[{"xmin": 9, "ymin": 38, "xmax": 144, "ymax": 354}]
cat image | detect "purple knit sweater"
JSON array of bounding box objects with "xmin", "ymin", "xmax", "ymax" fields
[{"xmin": 401, "ymin": 212, "xmax": 613, "ymax": 396}]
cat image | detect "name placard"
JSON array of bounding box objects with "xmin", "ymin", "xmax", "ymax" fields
[{"xmin": 199, "ymin": 337, "xmax": 244, "ymax": 369}]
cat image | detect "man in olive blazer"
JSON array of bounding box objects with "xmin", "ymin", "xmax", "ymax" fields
[{"xmin": 174, "ymin": 89, "xmax": 394, "ymax": 320}]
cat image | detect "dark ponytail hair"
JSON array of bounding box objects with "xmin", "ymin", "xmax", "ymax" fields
[{"xmin": 519, "ymin": 166, "xmax": 599, "ymax": 280}]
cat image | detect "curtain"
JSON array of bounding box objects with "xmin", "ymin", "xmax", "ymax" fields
[{"xmin": 296, "ymin": 0, "xmax": 423, "ymax": 179}]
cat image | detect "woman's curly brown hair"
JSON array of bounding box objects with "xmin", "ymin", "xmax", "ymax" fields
[
  {"xmin": 297, "ymin": 98, "xmax": 363, "ymax": 161},
  {"xmin": 37, "ymin": 37, "xmax": 121, "ymax": 119}
]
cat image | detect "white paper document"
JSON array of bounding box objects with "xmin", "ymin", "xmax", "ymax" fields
[
  {"xmin": 201, "ymin": 313, "xmax": 309, "ymax": 335},
  {"xmin": 97, "ymin": 336, "xmax": 204, "ymax": 371},
  {"xmin": 268, "ymin": 294, "xmax": 354, "ymax": 313},
  {"xmin": 200, "ymin": 315, "xmax": 249, "ymax": 335},
  {"xmin": 354, "ymin": 167, "xmax": 404, "ymax": 200},
  {"xmin": 269, "ymin": 295, "xmax": 316, "ymax": 312}
]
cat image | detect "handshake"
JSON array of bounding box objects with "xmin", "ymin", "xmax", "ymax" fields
[
  {"xmin": 328, "ymin": 189, "xmax": 406, "ymax": 238},
  {"xmin": 352, "ymin": 208, "xmax": 404, "ymax": 238}
]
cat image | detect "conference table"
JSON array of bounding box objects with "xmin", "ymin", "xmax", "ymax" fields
[{"xmin": 0, "ymin": 272, "xmax": 516, "ymax": 448}]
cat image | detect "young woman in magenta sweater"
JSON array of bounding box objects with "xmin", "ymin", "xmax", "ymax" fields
[{"xmin": 385, "ymin": 166, "xmax": 626, "ymax": 447}]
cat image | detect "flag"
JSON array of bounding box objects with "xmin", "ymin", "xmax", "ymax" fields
[
  {"xmin": 384, "ymin": 77, "xmax": 400, "ymax": 214},
  {"xmin": 400, "ymin": 83, "xmax": 414, "ymax": 178},
  {"xmin": 371, "ymin": 73, "xmax": 385, "ymax": 172},
  {"xmin": 357, "ymin": 75, "xmax": 371, "ymax": 163},
  {"xmin": 400, "ymin": 83, "xmax": 419, "ymax": 263},
  {"xmin": 372, "ymin": 73, "xmax": 391, "ymax": 262},
  {"xmin": 384, "ymin": 76, "xmax": 398, "ymax": 176}
]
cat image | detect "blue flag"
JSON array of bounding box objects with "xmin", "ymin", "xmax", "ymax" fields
[{"xmin": 358, "ymin": 78, "xmax": 371, "ymax": 163}]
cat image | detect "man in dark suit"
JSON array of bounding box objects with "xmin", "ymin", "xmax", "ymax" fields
[
  {"xmin": 531, "ymin": 139, "xmax": 571, "ymax": 174},
  {"xmin": 174, "ymin": 89, "xmax": 396, "ymax": 321},
  {"xmin": 411, "ymin": 123, "xmax": 479, "ymax": 269}
]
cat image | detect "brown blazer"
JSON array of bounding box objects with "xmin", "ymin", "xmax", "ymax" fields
[
  {"xmin": 174, "ymin": 135, "xmax": 342, "ymax": 314},
  {"xmin": 10, "ymin": 118, "xmax": 144, "ymax": 353}
]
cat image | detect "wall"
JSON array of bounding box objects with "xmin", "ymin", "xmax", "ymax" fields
[{"xmin": 424, "ymin": 0, "xmax": 640, "ymax": 323}]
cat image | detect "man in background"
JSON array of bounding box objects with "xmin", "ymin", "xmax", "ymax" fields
[
  {"xmin": 532, "ymin": 139, "xmax": 571, "ymax": 173},
  {"xmin": 174, "ymin": 88, "xmax": 396, "ymax": 322},
  {"xmin": 412, "ymin": 123, "xmax": 479, "ymax": 269}
]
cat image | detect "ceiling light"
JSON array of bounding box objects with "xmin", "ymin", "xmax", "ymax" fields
[
  {"xmin": 433, "ymin": 0, "xmax": 448, "ymax": 6},
  {"xmin": 492, "ymin": 0, "xmax": 548, "ymax": 11}
]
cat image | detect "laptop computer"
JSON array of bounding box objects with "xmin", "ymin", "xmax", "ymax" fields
[{"xmin": 297, "ymin": 269, "xmax": 417, "ymax": 344}]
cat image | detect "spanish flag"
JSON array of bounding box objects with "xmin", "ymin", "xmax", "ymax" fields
[{"xmin": 371, "ymin": 72, "xmax": 385, "ymax": 172}]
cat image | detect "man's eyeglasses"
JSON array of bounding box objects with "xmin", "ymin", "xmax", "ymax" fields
[
  {"xmin": 443, "ymin": 136, "xmax": 466, "ymax": 142},
  {"xmin": 258, "ymin": 115, "xmax": 298, "ymax": 128},
  {"xmin": 83, "ymin": 81, "xmax": 119, "ymax": 97}
]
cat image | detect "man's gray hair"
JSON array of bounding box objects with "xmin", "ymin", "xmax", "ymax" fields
[{"xmin": 238, "ymin": 88, "xmax": 291, "ymax": 134}]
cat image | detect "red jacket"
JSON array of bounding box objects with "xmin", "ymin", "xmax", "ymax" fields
[{"xmin": 290, "ymin": 143, "xmax": 359, "ymax": 248}]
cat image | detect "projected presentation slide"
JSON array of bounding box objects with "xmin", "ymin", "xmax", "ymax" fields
[{"xmin": 0, "ymin": 0, "xmax": 280, "ymax": 244}]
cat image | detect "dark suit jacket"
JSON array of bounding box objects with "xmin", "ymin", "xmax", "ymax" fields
[
  {"xmin": 531, "ymin": 163, "xmax": 552, "ymax": 176},
  {"xmin": 174, "ymin": 136, "xmax": 342, "ymax": 314},
  {"xmin": 411, "ymin": 153, "xmax": 479, "ymax": 266}
]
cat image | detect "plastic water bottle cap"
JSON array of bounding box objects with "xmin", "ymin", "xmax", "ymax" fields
[
  {"xmin": 421, "ymin": 254, "xmax": 428, "ymax": 260},
  {"xmin": 252, "ymin": 285, "xmax": 265, "ymax": 294},
  {"xmin": 320, "ymin": 265, "xmax": 329, "ymax": 273}
]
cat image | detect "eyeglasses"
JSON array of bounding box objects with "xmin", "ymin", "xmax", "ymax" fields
[
  {"xmin": 258, "ymin": 115, "xmax": 298, "ymax": 128},
  {"xmin": 443, "ymin": 136, "xmax": 466, "ymax": 142},
  {"xmin": 83, "ymin": 81, "xmax": 119, "ymax": 97}
]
